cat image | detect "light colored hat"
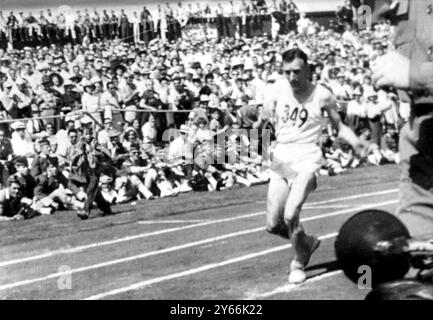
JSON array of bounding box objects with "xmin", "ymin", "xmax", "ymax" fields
[
  {"xmin": 252, "ymin": 44, "xmax": 262, "ymax": 51},
  {"xmin": 242, "ymin": 73, "xmax": 252, "ymax": 81},
  {"xmin": 11, "ymin": 121, "xmax": 26, "ymax": 130},
  {"xmin": 267, "ymin": 74, "xmax": 279, "ymax": 82},
  {"xmin": 265, "ymin": 48, "xmax": 276, "ymax": 55},
  {"xmin": 148, "ymin": 39, "xmax": 160, "ymax": 47},
  {"xmin": 108, "ymin": 129, "xmax": 120, "ymax": 138},
  {"xmin": 124, "ymin": 127, "xmax": 137, "ymax": 135},
  {"xmin": 199, "ymin": 94, "xmax": 210, "ymax": 102},
  {"xmin": 99, "ymin": 175, "xmax": 113, "ymax": 184},
  {"xmin": 219, "ymin": 101, "xmax": 228, "ymax": 110},
  {"xmin": 15, "ymin": 78, "xmax": 25, "ymax": 86},
  {"xmin": 179, "ymin": 124, "xmax": 189, "ymax": 134},
  {"xmin": 185, "ymin": 68, "xmax": 195, "ymax": 75},
  {"xmin": 64, "ymin": 79, "xmax": 75, "ymax": 87},
  {"xmin": 353, "ymin": 87, "xmax": 363, "ymax": 96},
  {"xmin": 80, "ymin": 117, "xmax": 93, "ymax": 125},
  {"xmin": 81, "ymin": 80, "xmax": 95, "ymax": 88},
  {"xmin": 37, "ymin": 62, "xmax": 50, "ymax": 71},
  {"xmin": 4, "ymin": 81, "xmax": 14, "ymax": 88}
]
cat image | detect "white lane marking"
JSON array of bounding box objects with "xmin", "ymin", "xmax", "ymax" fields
[
  {"xmin": 136, "ymin": 219, "xmax": 208, "ymax": 224},
  {"xmin": 256, "ymin": 188, "xmax": 397, "ymax": 205},
  {"xmin": 246, "ymin": 270, "xmax": 343, "ymax": 299},
  {"xmin": 0, "ymin": 188, "xmax": 397, "ymax": 268},
  {"xmin": 299, "ymin": 189, "xmax": 397, "ymax": 205},
  {"xmin": 0, "ymin": 200, "xmax": 397, "ymax": 292},
  {"xmin": 84, "ymin": 233, "xmax": 339, "ymax": 300},
  {"xmin": 304, "ymin": 205, "xmax": 352, "ymax": 209},
  {"xmin": 85, "ymin": 233, "xmax": 342, "ymax": 300},
  {"xmin": 0, "ymin": 227, "xmax": 263, "ymax": 291},
  {"xmin": 302, "ymin": 200, "xmax": 396, "ymax": 222},
  {"xmin": 0, "ymin": 211, "xmax": 263, "ymax": 268}
]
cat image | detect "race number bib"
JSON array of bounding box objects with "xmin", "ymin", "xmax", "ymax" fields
[{"xmin": 281, "ymin": 104, "xmax": 309, "ymax": 128}]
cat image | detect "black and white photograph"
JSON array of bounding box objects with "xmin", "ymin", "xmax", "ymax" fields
[{"xmin": 0, "ymin": 0, "xmax": 433, "ymax": 302}]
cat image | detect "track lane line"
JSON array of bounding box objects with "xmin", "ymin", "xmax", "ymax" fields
[
  {"xmin": 136, "ymin": 219, "xmax": 208, "ymax": 224},
  {"xmin": 0, "ymin": 200, "xmax": 396, "ymax": 293},
  {"xmin": 0, "ymin": 188, "xmax": 397, "ymax": 268},
  {"xmin": 245, "ymin": 270, "xmax": 344, "ymax": 299},
  {"xmin": 84, "ymin": 233, "xmax": 339, "ymax": 300},
  {"xmin": 303, "ymin": 205, "xmax": 352, "ymax": 209}
]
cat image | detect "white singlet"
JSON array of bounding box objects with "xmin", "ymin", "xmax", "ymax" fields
[
  {"xmin": 273, "ymin": 79, "xmax": 326, "ymax": 145},
  {"xmin": 268, "ymin": 79, "xmax": 327, "ymax": 180}
]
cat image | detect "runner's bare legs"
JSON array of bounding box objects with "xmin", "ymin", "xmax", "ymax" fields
[{"xmin": 266, "ymin": 170, "xmax": 320, "ymax": 283}]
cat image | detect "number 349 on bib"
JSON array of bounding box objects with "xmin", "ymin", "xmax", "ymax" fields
[{"xmin": 282, "ymin": 105, "xmax": 309, "ymax": 127}]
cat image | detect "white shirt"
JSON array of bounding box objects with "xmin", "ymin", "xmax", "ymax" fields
[
  {"xmin": 141, "ymin": 122, "xmax": 157, "ymax": 144},
  {"xmin": 11, "ymin": 132, "xmax": 35, "ymax": 157},
  {"xmin": 97, "ymin": 129, "xmax": 111, "ymax": 147},
  {"xmin": 331, "ymin": 82, "xmax": 352, "ymax": 100},
  {"xmin": 0, "ymin": 89, "xmax": 14, "ymax": 114},
  {"xmin": 168, "ymin": 136, "xmax": 192, "ymax": 162},
  {"xmin": 100, "ymin": 91, "xmax": 121, "ymax": 114},
  {"xmin": 346, "ymin": 99, "xmax": 367, "ymax": 118},
  {"xmin": 81, "ymin": 92, "xmax": 101, "ymax": 114}
]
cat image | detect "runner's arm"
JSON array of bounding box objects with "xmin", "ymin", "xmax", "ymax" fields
[{"xmin": 321, "ymin": 89, "xmax": 368, "ymax": 155}]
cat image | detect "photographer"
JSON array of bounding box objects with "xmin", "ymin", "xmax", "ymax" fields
[{"xmin": 371, "ymin": 0, "xmax": 433, "ymax": 238}]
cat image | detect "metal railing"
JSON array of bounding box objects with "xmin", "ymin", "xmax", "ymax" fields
[{"xmin": 0, "ymin": 100, "xmax": 350, "ymax": 126}]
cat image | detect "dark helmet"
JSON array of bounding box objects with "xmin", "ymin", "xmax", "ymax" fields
[{"xmin": 335, "ymin": 209, "xmax": 411, "ymax": 287}]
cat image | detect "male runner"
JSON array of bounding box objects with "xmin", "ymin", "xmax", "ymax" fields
[{"xmin": 261, "ymin": 49, "xmax": 368, "ymax": 284}]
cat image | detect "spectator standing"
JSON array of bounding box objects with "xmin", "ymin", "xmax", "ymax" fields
[{"xmin": 70, "ymin": 126, "xmax": 113, "ymax": 219}]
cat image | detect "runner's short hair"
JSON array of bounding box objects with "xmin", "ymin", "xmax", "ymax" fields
[{"xmin": 282, "ymin": 48, "xmax": 309, "ymax": 65}]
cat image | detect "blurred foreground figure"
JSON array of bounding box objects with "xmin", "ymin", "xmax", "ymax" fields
[{"xmin": 370, "ymin": 0, "xmax": 433, "ymax": 238}]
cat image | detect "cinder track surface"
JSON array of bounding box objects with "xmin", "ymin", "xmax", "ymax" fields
[{"xmin": 0, "ymin": 165, "xmax": 400, "ymax": 300}]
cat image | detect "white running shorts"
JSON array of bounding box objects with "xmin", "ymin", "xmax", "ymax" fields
[{"xmin": 270, "ymin": 143, "xmax": 324, "ymax": 181}]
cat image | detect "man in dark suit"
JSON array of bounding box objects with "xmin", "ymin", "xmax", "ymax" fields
[
  {"xmin": 12, "ymin": 156, "xmax": 36, "ymax": 199},
  {"xmin": 30, "ymin": 138, "xmax": 58, "ymax": 180},
  {"xmin": 0, "ymin": 176, "xmax": 33, "ymax": 221}
]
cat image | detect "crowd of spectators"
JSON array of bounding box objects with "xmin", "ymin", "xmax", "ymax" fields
[
  {"xmin": 0, "ymin": 0, "xmax": 404, "ymax": 220},
  {"xmin": 0, "ymin": 0, "xmax": 305, "ymax": 49}
]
